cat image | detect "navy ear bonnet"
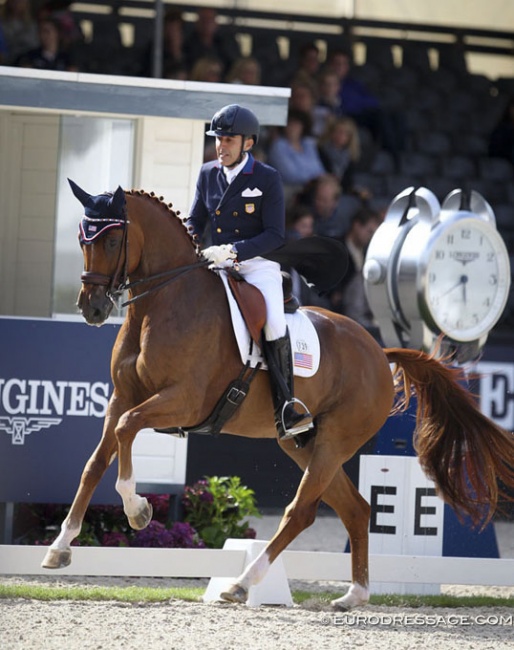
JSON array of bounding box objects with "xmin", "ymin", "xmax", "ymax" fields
[{"xmin": 69, "ymin": 179, "xmax": 126, "ymax": 244}]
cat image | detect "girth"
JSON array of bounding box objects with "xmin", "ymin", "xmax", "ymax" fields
[{"xmin": 154, "ymin": 362, "xmax": 260, "ymax": 437}]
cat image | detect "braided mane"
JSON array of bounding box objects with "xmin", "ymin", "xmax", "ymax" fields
[{"xmin": 126, "ymin": 188, "xmax": 202, "ymax": 257}]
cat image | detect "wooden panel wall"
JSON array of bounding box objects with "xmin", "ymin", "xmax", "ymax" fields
[{"xmin": 0, "ymin": 113, "xmax": 59, "ymax": 316}]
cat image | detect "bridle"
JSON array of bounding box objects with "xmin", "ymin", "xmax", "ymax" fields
[
  {"xmin": 80, "ymin": 209, "xmax": 130, "ymax": 305},
  {"xmin": 80, "ymin": 207, "xmax": 209, "ymax": 308}
]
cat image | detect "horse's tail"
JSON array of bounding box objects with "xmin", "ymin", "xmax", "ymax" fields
[{"xmin": 385, "ymin": 347, "xmax": 514, "ymax": 527}]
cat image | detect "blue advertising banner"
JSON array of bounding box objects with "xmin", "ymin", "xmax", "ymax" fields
[
  {"xmin": 2, "ymin": 315, "xmax": 514, "ymax": 518},
  {"xmin": 0, "ymin": 317, "xmax": 121, "ymax": 504}
]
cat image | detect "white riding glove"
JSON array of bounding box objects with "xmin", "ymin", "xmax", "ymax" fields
[{"xmin": 202, "ymin": 244, "xmax": 237, "ymax": 268}]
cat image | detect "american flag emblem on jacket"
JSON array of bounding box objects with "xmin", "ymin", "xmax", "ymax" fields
[{"xmin": 294, "ymin": 351, "xmax": 313, "ymax": 370}]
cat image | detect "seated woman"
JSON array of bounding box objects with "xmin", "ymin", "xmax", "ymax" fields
[
  {"xmin": 266, "ymin": 108, "xmax": 326, "ymax": 202},
  {"xmin": 318, "ymin": 116, "xmax": 361, "ymax": 193}
]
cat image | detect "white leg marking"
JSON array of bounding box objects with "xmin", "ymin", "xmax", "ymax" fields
[
  {"xmin": 331, "ymin": 582, "xmax": 370, "ymax": 610},
  {"xmin": 49, "ymin": 520, "xmax": 81, "ymax": 551},
  {"xmin": 237, "ymin": 550, "xmax": 271, "ymax": 590},
  {"xmin": 116, "ymin": 474, "xmax": 147, "ymax": 517}
]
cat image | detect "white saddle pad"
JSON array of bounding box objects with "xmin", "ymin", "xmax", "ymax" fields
[{"xmin": 221, "ymin": 273, "xmax": 320, "ymax": 378}]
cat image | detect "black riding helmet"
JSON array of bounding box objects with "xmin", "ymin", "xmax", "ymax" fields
[{"xmin": 206, "ymin": 104, "xmax": 260, "ymax": 145}]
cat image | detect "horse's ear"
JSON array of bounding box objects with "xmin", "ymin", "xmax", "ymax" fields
[
  {"xmin": 111, "ymin": 185, "xmax": 126, "ymax": 212},
  {"xmin": 68, "ymin": 178, "xmax": 91, "ymax": 207}
]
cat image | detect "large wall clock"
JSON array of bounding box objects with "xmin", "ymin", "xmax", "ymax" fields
[{"xmin": 363, "ymin": 187, "xmax": 511, "ymax": 362}]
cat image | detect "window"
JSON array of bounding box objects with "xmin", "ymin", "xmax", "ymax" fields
[{"xmin": 53, "ymin": 116, "xmax": 134, "ymax": 316}]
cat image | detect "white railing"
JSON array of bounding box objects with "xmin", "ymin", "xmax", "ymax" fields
[{"xmin": 2, "ymin": 544, "xmax": 514, "ymax": 587}]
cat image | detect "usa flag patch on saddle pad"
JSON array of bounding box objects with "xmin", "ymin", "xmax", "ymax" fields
[{"xmin": 220, "ymin": 273, "xmax": 320, "ymax": 378}]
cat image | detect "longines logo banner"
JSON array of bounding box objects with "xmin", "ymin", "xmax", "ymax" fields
[
  {"xmin": 0, "ymin": 378, "xmax": 110, "ymax": 444},
  {"xmin": 0, "ymin": 317, "xmax": 120, "ymax": 504}
]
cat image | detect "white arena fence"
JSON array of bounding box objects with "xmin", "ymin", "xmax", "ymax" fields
[{"xmin": 2, "ymin": 544, "xmax": 514, "ymax": 587}]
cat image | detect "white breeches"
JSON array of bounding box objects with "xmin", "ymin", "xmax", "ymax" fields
[{"xmin": 234, "ymin": 257, "xmax": 287, "ymax": 341}]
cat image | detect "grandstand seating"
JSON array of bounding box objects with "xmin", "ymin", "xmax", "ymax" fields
[{"xmin": 61, "ymin": 3, "xmax": 514, "ymax": 332}]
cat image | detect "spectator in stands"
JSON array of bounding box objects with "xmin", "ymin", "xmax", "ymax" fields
[
  {"xmin": 327, "ymin": 49, "xmax": 378, "ymax": 113},
  {"xmin": 142, "ymin": 7, "xmax": 185, "ymax": 78},
  {"xmin": 189, "ymin": 55, "xmax": 223, "ymax": 83},
  {"xmin": 317, "ymin": 116, "xmax": 361, "ymax": 193},
  {"xmin": 489, "ymin": 96, "xmax": 514, "ymax": 166},
  {"xmin": 15, "ymin": 15, "xmax": 77, "ymax": 71},
  {"xmin": 225, "ymin": 56, "xmax": 262, "ymax": 85},
  {"xmin": 310, "ymin": 66, "xmax": 355, "ymax": 138},
  {"xmin": 183, "ymin": 6, "xmax": 240, "ymax": 77},
  {"xmin": 300, "ymin": 173, "xmax": 352, "ymax": 240},
  {"xmin": 315, "ymin": 67, "xmax": 343, "ymax": 119},
  {"xmin": 289, "ymin": 77, "xmax": 317, "ymax": 110},
  {"xmin": 38, "ymin": 2, "xmax": 84, "ymax": 54},
  {"xmin": 288, "ymin": 77, "xmax": 328, "ymax": 137},
  {"xmin": 1, "ymin": 0, "xmax": 39, "ymax": 64},
  {"xmin": 286, "ymin": 202, "xmax": 315, "ymax": 241},
  {"xmin": 293, "ymin": 41, "xmax": 322, "ymax": 84},
  {"xmin": 328, "ymin": 206, "xmax": 382, "ymax": 336},
  {"xmin": 285, "ymin": 202, "xmax": 332, "ymax": 309},
  {"xmin": 266, "ymin": 108, "xmax": 326, "ymax": 202},
  {"xmin": 326, "ymin": 48, "xmax": 405, "ymax": 163}
]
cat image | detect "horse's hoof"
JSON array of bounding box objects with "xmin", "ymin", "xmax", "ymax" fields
[
  {"xmin": 128, "ymin": 502, "xmax": 153, "ymax": 530},
  {"xmin": 219, "ymin": 583, "xmax": 248, "ymax": 604},
  {"xmin": 331, "ymin": 598, "xmax": 350, "ymax": 611},
  {"xmin": 331, "ymin": 583, "xmax": 369, "ymax": 611},
  {"xmin": 41, "ymin": 547, "xmax": 72, "ymax": 569}
]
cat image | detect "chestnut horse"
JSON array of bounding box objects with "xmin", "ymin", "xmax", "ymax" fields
[{"xmin": 42, "ymin": 184, "xmax": 514, "ymax": 610}]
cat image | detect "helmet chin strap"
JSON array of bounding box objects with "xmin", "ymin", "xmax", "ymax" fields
[{"xmin": 225, "ymin": 137, "xmax": 251, "ymax": 169}]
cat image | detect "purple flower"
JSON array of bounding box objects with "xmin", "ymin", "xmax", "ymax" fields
[
  {"xmin": 243, "ymin": 527, "xmax": 257, "ymax": 539},
  {"xmin": 143, "ymin": 494, "xmax": 170, "ymax": 521},
  {"xmin": 102, "ymin": 531, "xmax": 129, "ymax": 547},
  {"xmin": 131, "ymin": 521, "xmax": 176, "ymax": 548},
  {"xmin": 130, "ymin": 521, "xmax": 205, "ymax": 549},
  {"xmin": 169, "ymin": 522, "xmax": 205, "ymax": 548}
]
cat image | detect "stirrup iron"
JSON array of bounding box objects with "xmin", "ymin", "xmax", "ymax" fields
[{"xmin": 279, "ymin": 397, "xmax": 314, "ymax": 440}]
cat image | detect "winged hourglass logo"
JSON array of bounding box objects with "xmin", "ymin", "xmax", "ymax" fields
[{"xmin": 0, "ymin": 416, "xmax": 62, "ymax": 445}]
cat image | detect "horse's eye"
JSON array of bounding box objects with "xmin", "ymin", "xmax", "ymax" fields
[{"xmin": 105, "ymin": 236, "xmax": 119, "ymax": 252}]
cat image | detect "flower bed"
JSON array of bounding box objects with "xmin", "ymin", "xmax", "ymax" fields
[{"xmin": 16, "ymin": 476, "xmax": 260, "ymax": 549}]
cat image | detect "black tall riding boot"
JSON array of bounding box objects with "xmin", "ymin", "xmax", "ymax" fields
[{"xmin": 263, "ymin": 333, "xmax": 313, "ymax": 439}]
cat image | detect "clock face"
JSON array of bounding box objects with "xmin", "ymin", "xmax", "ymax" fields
[{"xmin": 422, "ymin": 216, "xmax": 511, "ymax": 342}]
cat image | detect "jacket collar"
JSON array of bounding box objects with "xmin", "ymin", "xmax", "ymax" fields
[{"xmin": 216, "ymin": 154, "xmax": 256, "ymax": 208}]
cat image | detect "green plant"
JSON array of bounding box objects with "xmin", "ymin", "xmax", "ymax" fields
[{"xmin": 182, "ymin": 476, "xmax": 261, "ymax": 548}]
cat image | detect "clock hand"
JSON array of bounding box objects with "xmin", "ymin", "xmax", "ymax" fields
[
  {"xmin": 440, "ymin": 278, "xmax": 465, "ymax": 298},
  {"xmin": 461, "ymin": 275, "xmax": 468, "ymax": 305},
  {"xmin": 440, "ymin": 275, "xmax": 468, "ymax": 301}
]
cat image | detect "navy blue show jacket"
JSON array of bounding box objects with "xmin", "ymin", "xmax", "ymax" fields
[{"xmin": 187, "ymin": 154, "xmax": 286, "ymax": 261}]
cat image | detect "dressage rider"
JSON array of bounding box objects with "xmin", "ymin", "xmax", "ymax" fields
[{"xmin": 187, "ymin": 104, "xmax": 314, "ymax": 440}]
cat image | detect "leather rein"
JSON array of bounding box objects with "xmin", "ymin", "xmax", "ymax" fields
[{"xmin": 80, "ymin": 208, "xmax": 209, "ymax": 308}]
